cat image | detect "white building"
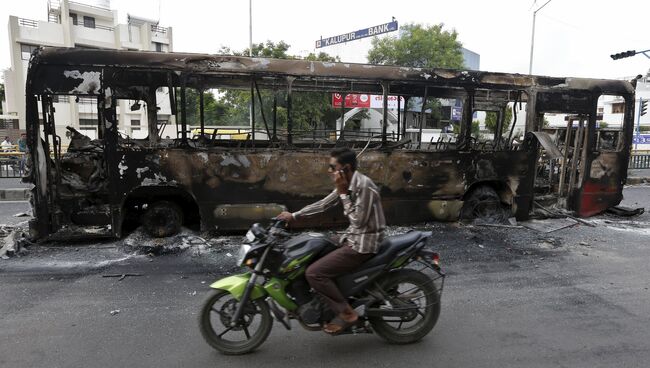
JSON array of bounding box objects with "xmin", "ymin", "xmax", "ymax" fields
[{"xmin": 2, "ymin": 0, "xmax": 174, "ymax": 143}]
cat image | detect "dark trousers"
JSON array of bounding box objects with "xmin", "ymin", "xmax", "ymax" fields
[{"xmin": 305, "ymin": 244, "xmax": 374, "ymax": 315}]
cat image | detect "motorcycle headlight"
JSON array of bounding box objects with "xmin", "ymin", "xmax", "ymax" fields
[
  {"xmin": 236, "ymin": 243, "xmax": 252, "ymax": 267},
  {"xmin": 245, "ymin": 229, "xmax": 256, "ymax": 243}
]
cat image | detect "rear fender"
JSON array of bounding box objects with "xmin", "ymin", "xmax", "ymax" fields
[
  {"xmin": 389, "ymin": 232, "xmax": 431, "ymax": 269},
  {"xmin": 209, "ymin": 273, "xmax": 267, "ymax": 301}
]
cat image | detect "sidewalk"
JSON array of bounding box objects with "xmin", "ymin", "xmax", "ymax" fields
[
  {"xmin": 628, "ymin": 168, "xmax": 650, "ymax": 185},
  {"xmin": 0, "ymin": 178, "xmax": 31, "ymax": 201}
]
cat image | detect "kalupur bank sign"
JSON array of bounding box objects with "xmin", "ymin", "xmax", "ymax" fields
[{"xmin": 332, "ymin": 93, "xmax": 405, "ymax": 109}]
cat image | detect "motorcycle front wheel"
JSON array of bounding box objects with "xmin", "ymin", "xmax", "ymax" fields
[
  {"xmin": 199, "ymin": 290, "xmax": 273, "ymax": 355},
  {"xmin": 368, "ymin": 269, "xmax": 441, "ymax": 344}
]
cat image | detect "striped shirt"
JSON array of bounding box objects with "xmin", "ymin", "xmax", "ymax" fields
[{"xmin": 292, "ymin": 171, "xmax": 386, "ymax": 254}]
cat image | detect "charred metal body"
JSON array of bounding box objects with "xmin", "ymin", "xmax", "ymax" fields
[{"xmin": 24, "ymin": 48, "xmax": 635, "ymax": 240}]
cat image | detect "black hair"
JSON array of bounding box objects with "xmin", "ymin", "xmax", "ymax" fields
[{"xmin": 330, "ymin": 147, "xmax": 357, "ymax": 171}]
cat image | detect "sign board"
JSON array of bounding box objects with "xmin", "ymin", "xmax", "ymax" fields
[
  {"xmin": 451, "ymin": 107, "xmax": 462, "ymax": 121},
  {"xmin": 633, "ymin": 134, "xmax": 650, "ymax": 144},
  {"xmin": 332, "ymin": 93, "xmax": 405, "ymax": 109},
  {"xmin": 316, "ymin": 21, "xmax": 398, "ymax": 48}
]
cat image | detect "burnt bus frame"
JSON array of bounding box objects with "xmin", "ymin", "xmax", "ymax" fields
[{"xmin": 24, "ymin": 48, "xmax": 636, "ymax": 239}]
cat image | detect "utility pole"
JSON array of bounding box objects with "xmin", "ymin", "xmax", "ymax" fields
[
  {"xmin": 636, "ymin": 98, "xmax": 648, "ymax": 151},
  {"xmin": 249, "ymin": 0, "xmax": 253, "ymax": 135},
  {"xmin": 528, "ymin": 0, "xmax": 553, "ymax": 75},
  {"xmin": 249, "ymin": 0, "xmax": 253, "ymax": 57}
]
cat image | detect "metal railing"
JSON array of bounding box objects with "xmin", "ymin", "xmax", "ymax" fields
[
  {"xmin": 0, "ymin": 151, "xmax": 26, "ymax": 179},
  {"xmin": 94, "ymin": 24, "xmax": 114, "ymax": 32},
  {"xmin": 18, "ymin": 18, "xmax": 38, "ymax": 28},
  {"xmin": 151, "ymin": 25, "xmax": 167, "ymax": 34},
  {"xmin": 629, "ymin": 153, "xmax": 650, "ymax": 169}
]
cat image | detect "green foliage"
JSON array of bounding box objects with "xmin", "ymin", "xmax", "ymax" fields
[
  {"xmin": 367, "ymin": 23, "xmax": 464, "ymax": 69},
  {"xmin": 471, "ymin": 120, "xmax": 480, "ymax": 137},
  {"xmin": 201, "ymin": 41, "xmax": 340, "ymax": 131},
  {"xmin": 176, "ymin": 88, "xmax": 230, "ymax": 125},
  {"xmin": 598, "ymin": 121, "xmax": 608, "ymax": 128},
  {"xmin": 452, "ymin": 121, "xmax": 480, "ymax": 137},
  {"xmin": 484, "ymin": 106, "xmax": 513, "ymax": 135}
]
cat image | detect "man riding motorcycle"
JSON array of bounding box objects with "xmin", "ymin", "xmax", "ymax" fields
[{"xmin": 277, "ymin": 147, "xmax": 386, "ymax": 334}]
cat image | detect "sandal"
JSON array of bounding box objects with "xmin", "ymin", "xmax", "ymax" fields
[{"xmin": 323, "ymin": 316, "xmax": 357, "ymax": 335}]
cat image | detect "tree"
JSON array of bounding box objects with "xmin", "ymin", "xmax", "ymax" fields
[
  {"xmin": 212, "ymin": 42, "xmax": 341, "ymax": 132},
  {"xmin": 453, "ymin": 121, "xmax": 480, "ymax": 137},
  {"xmin": 176, "ymin": 88, "xmax": 230, "ymax": 126},
  {"xmin": 484, "ymin": 106, "xmax": 513, "ymax": 135},
  {"xmin": 367, "ymin": 23, "xmax": 464, "ymax": 69}
]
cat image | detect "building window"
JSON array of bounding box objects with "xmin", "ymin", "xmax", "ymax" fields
[
  {"xmin": 0, "ymin": 120, "xmax": 19, "ymax": 129},
  {"xmin": 52, "ymin": 95, "xmax": 70, "ymax": 103},
  {"xmin": 83, "ymin": 16, "xmax": 95, "ymax": 29},
  {"xmin": 70, "ymin": 13, "xmax": 78, "ymax": 25},
  {"xmin": 154, "ymin": 42, "xmax": 163, "ymax": 52},
  {"xmin": 78, "ymin": 97, "xmax": 96, "ymax": 104},
  {"xmin": 79, "ymin": 119, "xmax": 97, "ymax": 126},
  {"xmin": 611, "ymin": 102, "xmax": 625, "ymax": 114},
  {"xmin": 21, "ymin": 44, "xmax": 39, "ymax": 60},
  {"xmin": 131, "ymin": 119, "xmax": 141, "ymax": 126}
]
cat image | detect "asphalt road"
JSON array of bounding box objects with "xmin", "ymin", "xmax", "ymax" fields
[{"xmin": 1, "ymin": 186, "xmax": 649, "ymax": 368}]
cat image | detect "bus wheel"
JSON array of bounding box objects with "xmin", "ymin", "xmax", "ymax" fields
[
  {"xmin": 142, "ymin": 200, "xmax": 184, "ymax": 237},
  {"xmin": 460, "ymin": 185, "xmax": 509, "ymax": 223}
]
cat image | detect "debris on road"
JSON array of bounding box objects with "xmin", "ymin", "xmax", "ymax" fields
[
  {"xmin": 110, "ymin": 309, "xmax": 120, "ymax": 316},
  {"xmin": 120, "ymin": 226, "xmax": 239, "ymax": 257},
  {"xmin": 606, "ymin": 206, "xmax": 645, "ymax": 217},
  {"xmin": 523, "ymin": 218, "xmax": 579, "ymax": 233},
  {"xmin": 0, "ymin": 225, "xmax": 30, "ymax": 259},
  {"xmin": 102, "ymin": 273, "xmax": 143, "ymax": 281}
]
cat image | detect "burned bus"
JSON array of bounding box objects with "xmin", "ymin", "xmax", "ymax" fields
[{"xmin": 24, "ymin": 47, "xmax": 635, "ymax": 240}]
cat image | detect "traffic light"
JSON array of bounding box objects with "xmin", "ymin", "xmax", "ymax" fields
[
  {"xmin": 610, "ymin": 50, "xmax": 636, "ymax": 60},
  {"xmin": 641, "ymin": 99, "xmax": 648, "ymax": 116}
]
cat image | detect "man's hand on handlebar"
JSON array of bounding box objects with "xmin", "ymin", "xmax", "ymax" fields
[{"xmin": 276, "ymin": 211, "xmax": 294, "ymax": 223}]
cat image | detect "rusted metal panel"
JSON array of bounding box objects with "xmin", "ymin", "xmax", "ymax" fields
[{"xmin": 528, "ymin": 132, "xmax": 562, "ymax": 159}]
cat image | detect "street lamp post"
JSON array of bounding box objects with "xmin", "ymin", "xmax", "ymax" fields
[
  {"xmin": 528, "ymin": 0, "xmax": 553, "ymax": 75},
  {"xmin": 249, "ymin": 0, "xmax": 253, "ymax": 138}
]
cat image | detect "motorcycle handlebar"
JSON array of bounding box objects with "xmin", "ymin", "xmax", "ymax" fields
[{"xmin": 270, "ymin": 218, "xmax": 287, "ymax": 229}]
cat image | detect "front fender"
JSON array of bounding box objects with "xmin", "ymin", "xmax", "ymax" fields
[{"xmin": 209, "ymin": 273, "xmax": 267, "ymax": 301}]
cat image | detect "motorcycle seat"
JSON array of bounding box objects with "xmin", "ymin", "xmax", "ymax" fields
[{"xmin": 360, "ymin": 231, "xmax": 425, "ymax": 268}]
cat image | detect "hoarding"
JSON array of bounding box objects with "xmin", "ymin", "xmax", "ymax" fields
[{"xmin": 332, "ymin": 93, "xmax": 405, "ymax": 109}]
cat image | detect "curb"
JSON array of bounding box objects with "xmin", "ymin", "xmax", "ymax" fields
[
  {"xmin": 627, "ymin": 177, "xmax": 650, "ymax": 185},
  {"xmin": 0, "ymin": 188, "xmax": 30, "ymax": 201}
]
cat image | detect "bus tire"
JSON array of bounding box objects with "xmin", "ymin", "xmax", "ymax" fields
[
  {"xmin": 460, "ymin": 185, "xmax": 509, "ymax": 223},
  {"xmin": 142, "ymin": 200, "xmax": 184, "ymax": 237}
]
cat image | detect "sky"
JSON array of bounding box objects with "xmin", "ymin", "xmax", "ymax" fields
[{"xmin": 1, "ymin": 0, "xmax": 650, "ymax": 80}]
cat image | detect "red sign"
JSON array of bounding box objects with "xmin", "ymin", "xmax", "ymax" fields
[
  {"xmin": 332, "ymin": 93, "xmax": 405, "ymax": 109},
  {"xmin": 332, "ymin": 93, "xmax": 371, "ymax": 108}
]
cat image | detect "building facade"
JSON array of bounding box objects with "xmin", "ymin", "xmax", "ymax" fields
[{"xmin": 3, "ymin": 0, "xmax": 174, "ymax": 143}]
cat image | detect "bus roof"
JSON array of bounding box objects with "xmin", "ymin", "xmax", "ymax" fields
[{"xmin": 27, "ymin": 47, "xmax": 636, "ymax": 97}]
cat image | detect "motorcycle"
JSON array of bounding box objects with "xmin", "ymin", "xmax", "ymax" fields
[{"xmin": 199, "ymin": 220, "xmax": 445, "ymax": 355}]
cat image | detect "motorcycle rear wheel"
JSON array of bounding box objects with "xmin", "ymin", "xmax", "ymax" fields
[
  {"xmin": 369, "ymin": 269, "xmax": 441, "ymax": 344},
  {"xmin": 199, "ymin": 290, "xmax": 273, "ymax": 355}
]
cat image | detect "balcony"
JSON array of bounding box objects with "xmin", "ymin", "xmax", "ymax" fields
[
  {"xmin": 150, "ymin": 24, "xmax": 171, "ymax": 44},
  {"xmin": 72, "ymin": 23, "xmax": 115, "ymax": 48},
  {"xmin": 12, "ymin": 16, "xmax": 65, "ymax": 46}
]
